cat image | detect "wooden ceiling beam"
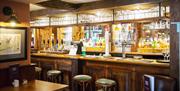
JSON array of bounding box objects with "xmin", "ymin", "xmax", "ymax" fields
[
  {"xmin": 31, "ymin": 0, "xmax": 165, "ymax": 18},
  {"xmin": 37, "ymin": 0, "xmax": 81, "ymax": 10},
  {"xmin": 78, "ymin": 0, "xmax": 164, "ymax": 11},
  {"xmin": 30, "ymin": 9, "xmax": 71, "ymax": 18}
]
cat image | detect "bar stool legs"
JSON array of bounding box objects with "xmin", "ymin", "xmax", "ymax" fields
[
  {"xmin": 35, "ymin": 67, "xmax": 42, "ymax": 80},
  {"xmin": 79, "ymin": 82, "xmax": 86, "ymax": 91},
  {"xmin": 104, "ymin": 87, "xmax": 107, "ymax": 91}
]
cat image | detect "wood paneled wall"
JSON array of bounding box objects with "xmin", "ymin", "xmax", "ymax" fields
[
  {"xmin": 0, "ymin": 0, "xmax": 30, "ymax": 68},
  {"xmin": 170, "ymin": 0, "xmax": 180, "ymax": 91},
  {"xmin": 0, "ymin": 0, "xmax": 30, "ymax": 24}
]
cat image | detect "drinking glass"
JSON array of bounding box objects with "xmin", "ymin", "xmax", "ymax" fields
[
  {"xmin": 162, "ymin": 49, "xmax": 170, "ymax": 61},
  {"xmin": 166, "ymin": 52, "xmax": 170, "ymax": 60},
  {"xmin": 162, "ymin": 50, "xmax": 168, "ymax": 60}
]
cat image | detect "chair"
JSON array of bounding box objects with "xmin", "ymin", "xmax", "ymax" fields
[{"xmin": 8, "ymin": 64, "xmax": 20, "ymax": 83}]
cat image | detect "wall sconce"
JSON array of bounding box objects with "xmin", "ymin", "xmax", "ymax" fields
[
  {"xmin": 7, "ymin": 12, "xmax": 20, "ymax": 26},
  {"xmin": 2, "ymin": 6, "xmax": 20, "ymax": 26}
]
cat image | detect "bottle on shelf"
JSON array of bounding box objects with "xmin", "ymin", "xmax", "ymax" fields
[{"xmin": 81, "ymin": 40, "xmax": 86, "ymax": 56}]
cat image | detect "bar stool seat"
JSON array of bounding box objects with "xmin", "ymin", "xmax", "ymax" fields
[
  {"xmin": 73, "ymin": 75, "xmax": 92, "ymax": 82},
  {"xmin": 96, "ymin": 78, "xmax": 116, "ymax": 91},
  {"xmin": 96, "ymin": 78, "xmax": 116, "ymax": 86},
  {"xmin": 47, "ymin": 70, "xmax": 61, "ymax": 75},
  {"xmin": 35, "ymin": 67, "xmax": 42, "ymax": 72},
  {"xmin": 31, "ymin": 63, "xmax": 37, "ymax": 66},
  {"xmin": 73, "ymin": 75, "xmax": 92, "ymax": 91},
  {"xmin": 47, "ymin": 70, "xmax": 61, "ymax": 83}
]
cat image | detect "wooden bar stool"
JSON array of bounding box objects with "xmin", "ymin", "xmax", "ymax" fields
[
  {"xmin": 96, "ymin": 78, "xmax": 116, "ymax": 91},
  {"xmin": 41, "ymin": 63, "xmax": 54, "ymax": 81},
  {"xmin": 47, "ymin": 70, "xmax": 61, "ymax": 83},
  {"xmin": 31, "ymin": 63, "xmax": 42, "ymax": 80},
  {"xmin": 73, "ymin": 75, "xmax": 92, "ymax": 91},
  {"xmin": 35, "ymin": 67, "xmax": 42, "ymax": 80}
]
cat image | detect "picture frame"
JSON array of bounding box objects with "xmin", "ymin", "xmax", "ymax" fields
[{"xmin": 0, "ymin": 27, "xmax": 27, "ymax": 62}]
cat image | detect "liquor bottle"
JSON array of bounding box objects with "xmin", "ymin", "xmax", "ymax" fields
[
  {"xmin": 81, "ymin": 45, "xmax": 86, "ymax": 56},
  {"xmin": 84, "ymin": 26, "xmax": 89, "ymax": 39}
]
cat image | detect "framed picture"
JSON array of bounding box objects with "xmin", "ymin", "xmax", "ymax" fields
[{"xmin": 0, "ymin": 27, "xmax": 27, "ymax": 62}]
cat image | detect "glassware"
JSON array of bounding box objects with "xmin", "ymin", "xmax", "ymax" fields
[
  {"xmin": 81, "ymin": 46, "xmax": 86, "ymax": 56},
  {"xmin": 162, "ymin": 52, "xmax": 167, "ymax": 60},
  {"xmin": 162, "ymin": 49, "xmax": 170, "ymax": 61},
  {"xmin": 166, "ymin": 52, "xmax": 170, "ymax": 60}
]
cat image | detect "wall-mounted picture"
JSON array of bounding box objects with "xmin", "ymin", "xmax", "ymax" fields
[{"xmin": 0, "ymin": 27, "xmax": 27, "ymax": 62}]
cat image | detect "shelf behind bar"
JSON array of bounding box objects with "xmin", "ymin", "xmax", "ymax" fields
[
  {"xmin": 30, "ymin": 17, "xmax": 169, "ymax": 27},
  {"xmin": 85, "ymin": 50, "xmax": 163, "ymax": 56}
]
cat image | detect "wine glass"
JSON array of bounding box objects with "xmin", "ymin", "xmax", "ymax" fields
[
  {"xmin": 162, "ymin": 50, "xmax": 168, "ymax": 61},
  {"xmin": 162, "ymin": 52, "xmax": 167, "ymax": 61},
  {"xmin": 162, "ymin": 49, "xmax": 170, "ymax": 61},
  {"xmin": 166, "ymin": 51, "xmax": 170, "ymax": 61}
]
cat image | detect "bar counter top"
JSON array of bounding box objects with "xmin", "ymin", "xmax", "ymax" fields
[{"xmin": 31, "ymin": 53, "xmax": 169, "ymax": 68}]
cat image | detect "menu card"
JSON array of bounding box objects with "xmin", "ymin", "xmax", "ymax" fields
[
  {"xmin": 68, "ymin": 46, "xmax": 77, "ymax": 55},
  {"xmin": 144, "ymin": 75, "xmax": 155, "ymax": 91}
]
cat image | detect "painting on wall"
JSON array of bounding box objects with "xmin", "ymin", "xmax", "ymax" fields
[{"xmin": 0, "ymin": 27, "xmax": 27, "ymax": 62}]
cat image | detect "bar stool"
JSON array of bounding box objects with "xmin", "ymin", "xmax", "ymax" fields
[
  {"xmin": 35, "ymin": 67, "xmax": 42, "ymax": 80},
  {"xmin": 47, "ymin": 70, "xmax": 61, "ymax": 83},
  {"xmin": 41, "ymin": 63, "xmax": 54, "ymax": 80},
  {"xmin": 73, "ymin": 75, "xmax": 92, "ymax": 91},
  {"xmin": 96, "ymin": 78, "xmax": 116, "ymax": 91},
  {"xmin": 30, "ymin": 63, "xmax": 42, "ymax": 80}
]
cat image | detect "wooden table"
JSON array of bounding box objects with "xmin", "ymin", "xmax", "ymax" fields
[{"xmin": 0, "ymin": 80, "xmax": 68, "ymax": 91}]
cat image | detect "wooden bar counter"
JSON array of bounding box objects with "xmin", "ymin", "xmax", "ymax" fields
[{"xmin": 31, "ymin": 53, "xmax": 169, "ymax": 91}]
